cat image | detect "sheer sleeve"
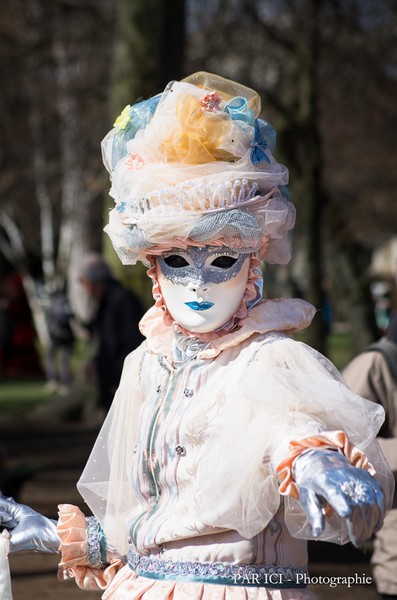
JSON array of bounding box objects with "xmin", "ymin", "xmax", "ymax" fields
[
  {"xmin": 77, "ymin": 342, "xmax": 147, "ymax": 555},
  {"xmin": 196, "ymin": 335, "xmax": 394, "ymax": 544}
]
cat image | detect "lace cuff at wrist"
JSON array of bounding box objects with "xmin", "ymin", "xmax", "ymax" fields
[{"xmin": 86, "ymin": 517, "xmax": 108, "ymax": 567}]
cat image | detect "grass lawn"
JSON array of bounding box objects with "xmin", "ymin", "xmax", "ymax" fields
[
  {"xmin": 0, "ymin": 378, "xmax": 47, "ymax": 416},
  {"xmin": 327, "ymin": 332, "xmax": 354, "ymax": 370},
  {"xmin": 0, "ymin": 339, "xmax": 90, "ymax": 418}
]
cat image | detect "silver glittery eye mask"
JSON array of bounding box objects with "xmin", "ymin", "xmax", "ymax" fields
[{"xmin": 157, "ymin": 246, "xmax": 248, "ymax": 286}]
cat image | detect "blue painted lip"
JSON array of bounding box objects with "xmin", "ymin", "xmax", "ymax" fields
[{"xmin": 185, "ymin": 301, "xmax": 214, "ymax": 311}]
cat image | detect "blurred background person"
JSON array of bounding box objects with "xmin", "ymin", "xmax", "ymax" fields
[
  {"xmin": 44, "ymin": 288, "xmax": 75, "ymax": 395},
  {"xmin": 78, "ymin": 253, "xmax": 145, "ymax": 411},
  {"xmin": 343, "ymin": 312, "xmax": 397, "ymax": 600}
]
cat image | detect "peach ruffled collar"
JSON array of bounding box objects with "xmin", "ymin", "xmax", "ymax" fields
[{"xmin": 139, "ymin": 298, "xmax": 316, "ymax": 361}]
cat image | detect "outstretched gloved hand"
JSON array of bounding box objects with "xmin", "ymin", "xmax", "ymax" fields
[
  {"xmin": 0, "ymin": 494, "xmax": 60, "ymax": 553},
  {"xmin": 293, "ymin": 449, "xmax": 384, "ymax": 548}
]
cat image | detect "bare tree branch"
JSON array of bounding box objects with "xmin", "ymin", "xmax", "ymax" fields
[
  {"xmin": 0, "ymin": 233, "xmax": 17, "ymax": 266},
  {"xmin": 0, "ymin": 210, "xmax": 26, "ymax": 260}
]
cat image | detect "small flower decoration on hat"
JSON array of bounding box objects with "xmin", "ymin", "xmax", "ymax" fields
[
  {"xmin": 125, "ymin": 152, "xmax": 145, "ymax": 170},
  {"xmin": 114, "ymin": 105, "xmax": 132, "ymax": 130},
  {"xmin": 116, "ymin": 201, "xmax": 126, "ymax": 213},
  {"xmin": 250, "ymin": 119, "xmax": 271, "ymax": 165},
  {"xmin": 200, "ymin": 92, "xmax": 222, "ymax": 112}
]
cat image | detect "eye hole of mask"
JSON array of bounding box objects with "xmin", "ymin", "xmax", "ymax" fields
[
  {"xmin": 164, "ymin": 255, "xmax": 189, "ymax": 268},
  {"xmin": 211, "ymin": 256, "xmax": 239, "ymax": 269}
]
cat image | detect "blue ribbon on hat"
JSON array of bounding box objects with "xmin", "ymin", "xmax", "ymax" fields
[
  {"xmin": 224, "ymin": 96, "xmax": 254, "ymax": 125},
  {"xmin": 250, "ymin": 119, "xmax": 277, "ymax": 165}
]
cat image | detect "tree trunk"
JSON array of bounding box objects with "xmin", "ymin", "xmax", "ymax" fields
[
  {"xmin": 294, "ymin": 0, "xmax": 328, "ymax": 353},
  {"xmin": 30, "ymin": 109, "xmax": 56, "ymax": 290}
]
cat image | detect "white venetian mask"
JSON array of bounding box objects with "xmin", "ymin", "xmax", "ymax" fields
[{"xmin": 156, "ymin": 246, "xmax": 250, "ymax": 333}]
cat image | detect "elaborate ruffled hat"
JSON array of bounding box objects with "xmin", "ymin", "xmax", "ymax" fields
[{"xmin": 102, "ymin": 72, "xmax": 295, "ymax": 266}]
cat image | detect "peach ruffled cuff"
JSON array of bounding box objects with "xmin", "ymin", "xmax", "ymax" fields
[
  {"xmin": 276, "ymin": 431, "xmax": 376, "ymax": 500},
  {"xmin": 56, "ymin": 504, "xmax": 124, "ymax": 591}
]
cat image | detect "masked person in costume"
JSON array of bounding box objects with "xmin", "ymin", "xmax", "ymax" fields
[{"xmin": 0, "ymin": 73, "xmax": 394, "ymax": 600}]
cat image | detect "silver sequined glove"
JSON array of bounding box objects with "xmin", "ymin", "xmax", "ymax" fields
[
  {"xmin": 293, "ymin": 449, "xmax": 385, "ymax": 547},
  {"xmin": 0, "ymin": 494, "xmax": 60, "ymax": 553}
]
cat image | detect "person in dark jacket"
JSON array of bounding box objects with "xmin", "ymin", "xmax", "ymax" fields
[{"xmin": 79, "ymin": 253, "xmax": 145, "ymax": 410}]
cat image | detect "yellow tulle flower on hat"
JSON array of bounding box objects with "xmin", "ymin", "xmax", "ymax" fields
[
  {"xmin": 114, "ymin": 105, "xmax": 131, "ymax": 130},
  {"xmin": 160, "ymin": 94, "xmax": 235, "ymax": 164}
]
